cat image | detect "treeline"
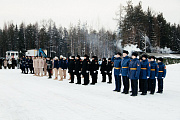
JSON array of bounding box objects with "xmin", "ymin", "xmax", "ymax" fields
[
  {"xmin": 0, "ymin": 1, "xmax": 180, "ymax": 58},
  {"xmin": 119, "ymin": 1, "xmax": 180, "ymax": 53},
  {"xmin": 0, "ymin": 20, "xmax": 116, "ymax": 58}
]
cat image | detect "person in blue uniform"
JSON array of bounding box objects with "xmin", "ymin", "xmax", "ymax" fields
[
  {"xmin": 100, "ymin": 58, "xmax": 107, "ymax": 82},
  {"xmin": 128, "ymin": 52, "xmax": 141, "ymax": 96},
  {"xmin": 111, "ymin": 52, "xmax": 122, "ymax": 92},
  {"xmin": 149, "ymin": 56, "xmax": 159, "ymax": 94},
  {"xmin": 90, "ymin": 56, "xmax": 99, "ymax": 85},
  {"xmin": 157, "ymin": 57, "xmax": 166, "ymax": 93},
  {"xmin": 147, "ymin": 56, "xmax": 151, "ymax": 91},
  {"xmin": 120, "ymin": 50, "xmax": 131, "ymax": 94},
  {"xmin": 107, "ymin": 58, "xmax": 113, "ymax": 84},
  {"xmin": 138, "ymin": 56, "xmax": 142, "ymax": 91},
  {"xmin": 139, "ymin": 54, "xmax": 150, "ymax": 95},
  {"xmin": 69, "ymin": 56, "xmax": 76, "ymax": 83},
  {"xmin": 82, "ymin": 54, "xmax": 90, "ymax": 85}
]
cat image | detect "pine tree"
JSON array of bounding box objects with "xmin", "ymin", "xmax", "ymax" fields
[{"xmin": 18, "ymin": 23, "xmax": 26, "ymax": 56}]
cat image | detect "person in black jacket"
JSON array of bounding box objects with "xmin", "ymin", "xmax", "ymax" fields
[
  {"xmin": 69, "ymin": 56, "xmax": 76, "ymax": 83},
  {"xmin": 67, "ymin": 57, "xmax": 71, "ymax": 80},
  {"xmin": 90, "ymin": 56, "xmax": 99, "ymax": 85},
  {"xmin": 100, "ymin": 58, "xmax": 107, "ymax": 82},
  {"xmin": 0, "ymin": 58, "xmax": 2, "ymax": 69},
  {"xmin": 107, "ymin": 58, "xmax": 113, "ymax": 84},
  {"xmin": 12, "ymin": 58, "xmax": 16, "ymax": 69},
  {"xmin": 25, "ymin": 56, "xmax": 29, "ymax": 74},
  {"xmin": 75, "ymin": 55, "xmax": 82, "ymax": 84},
  {"xmin": 29, "ymin": 57, "xmax": 34, "ymax": 74},
  {"xmin": 46, "ymin": 57, "xmax": 53, "ymax": 79},
  {"xmin": 82, "ymin": 54, "xmax": 90, "ymax": 85},
  {"xmin": 22, "ymin": 56, "xmax": 26, "ymax": 74}
]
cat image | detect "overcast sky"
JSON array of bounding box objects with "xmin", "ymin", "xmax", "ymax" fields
[{"xmin": 0, "ymin": 0, "xmax": 180, "ymax": 31}]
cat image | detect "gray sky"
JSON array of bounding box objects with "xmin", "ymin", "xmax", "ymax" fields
[{"xmin": 0, "ymin": 0, "xmax": 180, "ymax": 31}]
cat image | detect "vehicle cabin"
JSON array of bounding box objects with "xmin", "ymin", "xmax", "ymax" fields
[{"xmin": 6, "ymin": 51, "xmax": 19, "ymax": 60}]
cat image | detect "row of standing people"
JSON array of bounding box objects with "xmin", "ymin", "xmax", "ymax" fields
[
  {"xmin": 52, "ymin": 54, "xmax": 113, "ymax": 85},
  {"xmin": 0, "ymin": 58, "xmax": 17, "ymax": 69},
  {"xmin": 19, "ymin": 55, "xmax": 112, "ymax": 86},
  {"xmin": 19, "ymin": 51, "xmax": 167, "ymax": 96},
  {"xmin": 20, "ymin": 56, "xmax": 34, "ymax": 74},
  {"xmin": 112, "ymin": 50, "xmax": 166, "ymax": 97},
  {"xmin": 54, "ymin": 55, "xmax": 100, "ymax": 85},
  {"xmin": 20, "ymin": 55, "xmax": 69, "ymax": 80}
]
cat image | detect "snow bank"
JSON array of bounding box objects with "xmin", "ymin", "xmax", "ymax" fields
[{"xmin": 0, "ymin": 64, "xmax": 180, "ymax": 120}]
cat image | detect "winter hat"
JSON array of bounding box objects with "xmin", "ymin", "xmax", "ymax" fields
[
  {"xmin": 157, "ymin": 57, "xmax": 163, "ymax": 62},
  {"xmin": 142, "ymin": 54, "xmax": 148, "ymax": 59},
  {"xmin": 76, "ymin": 55, "xmax": 80, "ymax": 59},
  {"xmin": 60, "ymin": 55, "xmax": 63, "ymax": 58},
  {"xmin": 92, "ymin": 56, "xmax": 97, "ymax": 59},
  {"xmin": 71, "ymin": 56, "xmax": 75, "ymax": 59},
  {"xmin": 84, "ymin": 54, "xmax": 89, "ymax": 59},
  {"xmin": 132, "ymin": 52, "xmax": 138, "ymax": 57},
  {"xmin": 150, "ymin": 56, "xmax": 156, "ymax": 60},
  {"xmin": 108, "ymin": 58, "xmax": 111, "ymax": 60},
  {"xmin": 54, "ymin": 56, "xmax": 58, "ymax": 60},
  {"xmin": 84, "ymin": 54, "xmax": 88, "ymax": 57},
  {"xmin": 63, "ymin": 57, "xmax": 66, "ymax": 59},
  {"xmin": 102, "ymin": 58, "xmax": 106, "ymax": 61},
  {"xmin": 123, "ymin": 50, "xmax": 129, "ymax": 55},
  {"xmin": 116, "ymin": 52, "xmax": 122, "ymax": 56}
]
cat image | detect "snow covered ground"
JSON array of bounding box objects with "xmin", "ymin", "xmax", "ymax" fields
[{"xmin": 0, "ymin": 64, "xmax": 180, "ymax": 120}]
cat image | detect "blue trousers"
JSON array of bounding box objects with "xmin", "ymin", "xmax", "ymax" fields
[
  {"xmin": 150, "ymin": 79, "xmax": 156, "ymax": 94},
  {"xmin": 114, "ymin": 75, "xmax": 121, "ymax": 91},
  {"xmin": 131, "ymin": 79, "xmax": 138, "ymax": 95},
  {"xmin": 158, "ymin": 79, "xmax": 163, "ymax": 92},
  {"xmin": 122, "ymin": 76, "xmax": 129, "ymax": 93}
]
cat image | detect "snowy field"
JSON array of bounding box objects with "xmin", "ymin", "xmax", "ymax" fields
[{"xmin": 0, "ymin": 64, "xmax": 180, "ymax": 120}]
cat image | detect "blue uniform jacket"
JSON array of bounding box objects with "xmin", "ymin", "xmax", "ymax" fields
[
  {"xmin": 128, "ymin": 58, "xmax": 141, "ymax": 80},
  {"xmin": 158, "ymin": 62, "xmax": 166, "ymax": 79},
  {"xmin": 120, "ymin": 56, "xmax": 131, "ymax": 76},
  {"xmin": 150, "ymin": 61, "xmax": 159, "ymax": 79},
  {"xmin": 111, "ymin": 56, "xmax": 121, "ymax": 76},
  {"xmin": 54, "ymin": 60, "xmax": 59, "ymax": 69},
  {"xmin": 22, "ymin": 58, "xmax": 26, "ymax": 67},
  {"xmin": 25, "ymin": 58, "xmax": 29, "ymax": 68},
  {"xmin": 62, "ymin": 60, "xmax": 68, "ymax": 70},
  {"xmin": 139, "ymin": 59, "xmax": 150, "ymax": 79},
  {"xmin": 58, "ymin": 59, "xmax": 63, "ymax": 68}
]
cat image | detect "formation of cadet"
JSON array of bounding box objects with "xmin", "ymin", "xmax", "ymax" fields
[
  {"xmin": 68, "ymin": 54, "xmax": 96, "ymax": 85},
  {"xmin": 18, "ymin": 51, "xmax": 166, "ymax": 96},
  {"xmin": 111, "ymin": 50, "xmax": 166, "ymax": 97},
  {"xmin": 20, "ymin": 56, "xmax": 34, "ymax": 74}
]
